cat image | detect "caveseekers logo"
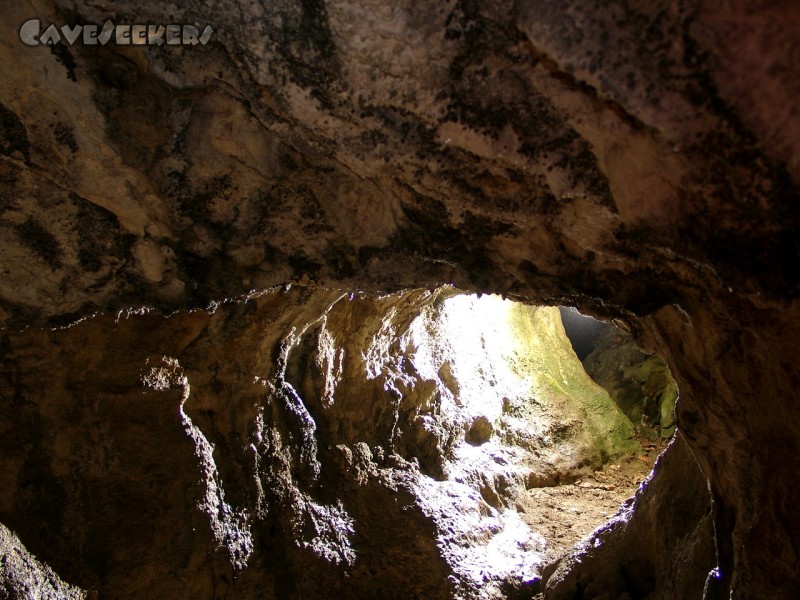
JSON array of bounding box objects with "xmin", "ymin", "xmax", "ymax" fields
[{"xmin": 20, "ymin": 19, "xmax": 214, "ymax": 46}]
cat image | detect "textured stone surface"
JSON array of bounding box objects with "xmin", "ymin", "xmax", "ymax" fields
[
  {"xmin": 583, "ymin": 328, "xmax": 678, "ymax": 438},
  {"xmin": 1, "ymin": 0, "xmax": 797, "ymax": 328},
  {"xmin": 0, "ymin": 0, "xmax": 799, "ymax": 598},
  {"xmin": 0, "ymin": 288, "xmax": 643, "ymax": 598},
  {"xmin": 0, "ymin": 523, "xmax": 85, "ymax": 600},
  {"xmin": 544, "ymin": 435, "xmax": 716, "ymax": 599}
]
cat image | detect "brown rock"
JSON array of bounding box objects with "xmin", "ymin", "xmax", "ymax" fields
[{"xmin": 0, "ymin": 0, "xmax": 798, "ymax": 598}]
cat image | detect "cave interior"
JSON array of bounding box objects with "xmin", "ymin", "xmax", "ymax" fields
[{"xmin": 1, "ymin": 1, "xmax": 799, "ymax": 599}]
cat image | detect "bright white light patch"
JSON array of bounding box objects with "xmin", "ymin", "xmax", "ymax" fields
[
  {"xmin": 407, "ymin": 293, "xmax": 538, "ymax": 424},
  {"xmin": 381, "ymin": 292, "xmax": 641, "ymax": 594}
]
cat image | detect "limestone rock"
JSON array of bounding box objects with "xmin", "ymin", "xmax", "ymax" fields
[
  {"xmin": 582, "ymin": 328, "xmax": 679, "ymax": 438},
  {"xmin": 0, "ymin": 523, "xmax": 85, "ymax": 600},
  {"xmin": 544, "ymin": 435, "xmax": 716, "ymax": 599},
  {"xmin": 0, "ymin": 287, "xmax": 641, "ymax": 598},
  {"xmin": 0, "ymin": 0, "xmax": 799, "ymax": 598}
]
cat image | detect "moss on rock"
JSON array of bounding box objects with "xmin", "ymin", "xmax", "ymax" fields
[{"xmin": 582, "ymin": 328, "xmax": 679, "ymax": 439}]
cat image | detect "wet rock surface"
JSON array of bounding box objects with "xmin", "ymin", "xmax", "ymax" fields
[{"xmin": 0, "ymin": 0, "xmax": 799, "ymax": 598}]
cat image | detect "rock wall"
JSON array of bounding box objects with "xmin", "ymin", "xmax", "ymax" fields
[
  {"xmin": 583, "ymin": 328, "xmax": 678, "ymax": 439},
  {"xmin": 544, "ymin": 434, "xmax": 716, "ymax": 599},
  {"xmin": 1, "ymin": 0, "xmax": 799, "ymax": 598},
  {"xmin": 0, "ymin": 523, "xmax": 84, "ymax": 600},
  {"xmin": 1, "ymin": 287, "xmax": 645, "ymax": 598}
]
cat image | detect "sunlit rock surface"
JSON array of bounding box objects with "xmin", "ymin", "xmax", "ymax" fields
[
  {"xmin": 1, "ymin": 0, "xmax": 799, "ymax": 598},
  {"xmin": 0, "ymin": 287, "xmax": 641, "ymax": 598},
  {"xmin": 0, "ymin": 524, "xmax": 84, "ymax": 600}
]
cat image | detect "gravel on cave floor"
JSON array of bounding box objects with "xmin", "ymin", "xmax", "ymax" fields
[{"xmin": 517, "ymin": 435, "xmax": 670, "ymax": 564}]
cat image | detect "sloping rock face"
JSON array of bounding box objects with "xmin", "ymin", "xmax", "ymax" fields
[
  {"xmin": 544, "ymin": 434, "xmax": 716, "ymax": 599},
  {"xmin": 583, "ymin": 328, "xmax": 679, "ymax": 439},
  {"xmin": 0, "ymin": 524, "xmax": 84, "ymax": 600},
  {"xmin": 0, "ymin": 0, "xmax": 798, "ymax": 598}
]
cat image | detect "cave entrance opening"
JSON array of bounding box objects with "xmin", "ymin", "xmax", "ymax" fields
[
  {"xmin": 54, "ymin": 285, "xmax": 677, "ymax": 595},
  {"xmin": 0, "ymin": 283, "xmax": 682, "ymax": 598},
  {"xmin": 384, "ymin": 287, "xmax": 679, "ymax": 577}
]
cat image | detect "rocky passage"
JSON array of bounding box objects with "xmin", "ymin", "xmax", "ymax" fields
[
  {"xmin": 1, "ymin": 0, "xmax": 799, "ymax": 598},
  {"xmin": 0, "ymin": 287, "xmax": 674, "ymax": 598}
]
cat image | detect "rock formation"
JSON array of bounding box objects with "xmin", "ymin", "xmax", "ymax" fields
[
  {"xmin": 582, "ymin": 328, "xmax": 678, "ymax": 439},
  {"xmin": 0, "ymin": 287, "xmax": 651, "ymax": 598},
  {"xmin": 1, "ymin": 0, "xmax": 798, "ymax": 598}
]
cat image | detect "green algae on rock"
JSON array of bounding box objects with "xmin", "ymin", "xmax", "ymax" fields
[{"xmin": 582, "ymin": 328, "xmax": 679, "ymax": 440}]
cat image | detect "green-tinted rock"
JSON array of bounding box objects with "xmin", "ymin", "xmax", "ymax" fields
[{"xmin": 582, "ymin": 328, "xmax": 679, "ymax": 438}]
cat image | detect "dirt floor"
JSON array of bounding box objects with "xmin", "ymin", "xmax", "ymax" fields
[{"xmin": 517, "ymin": 435, "xmax": 670, "ymax": 564}]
